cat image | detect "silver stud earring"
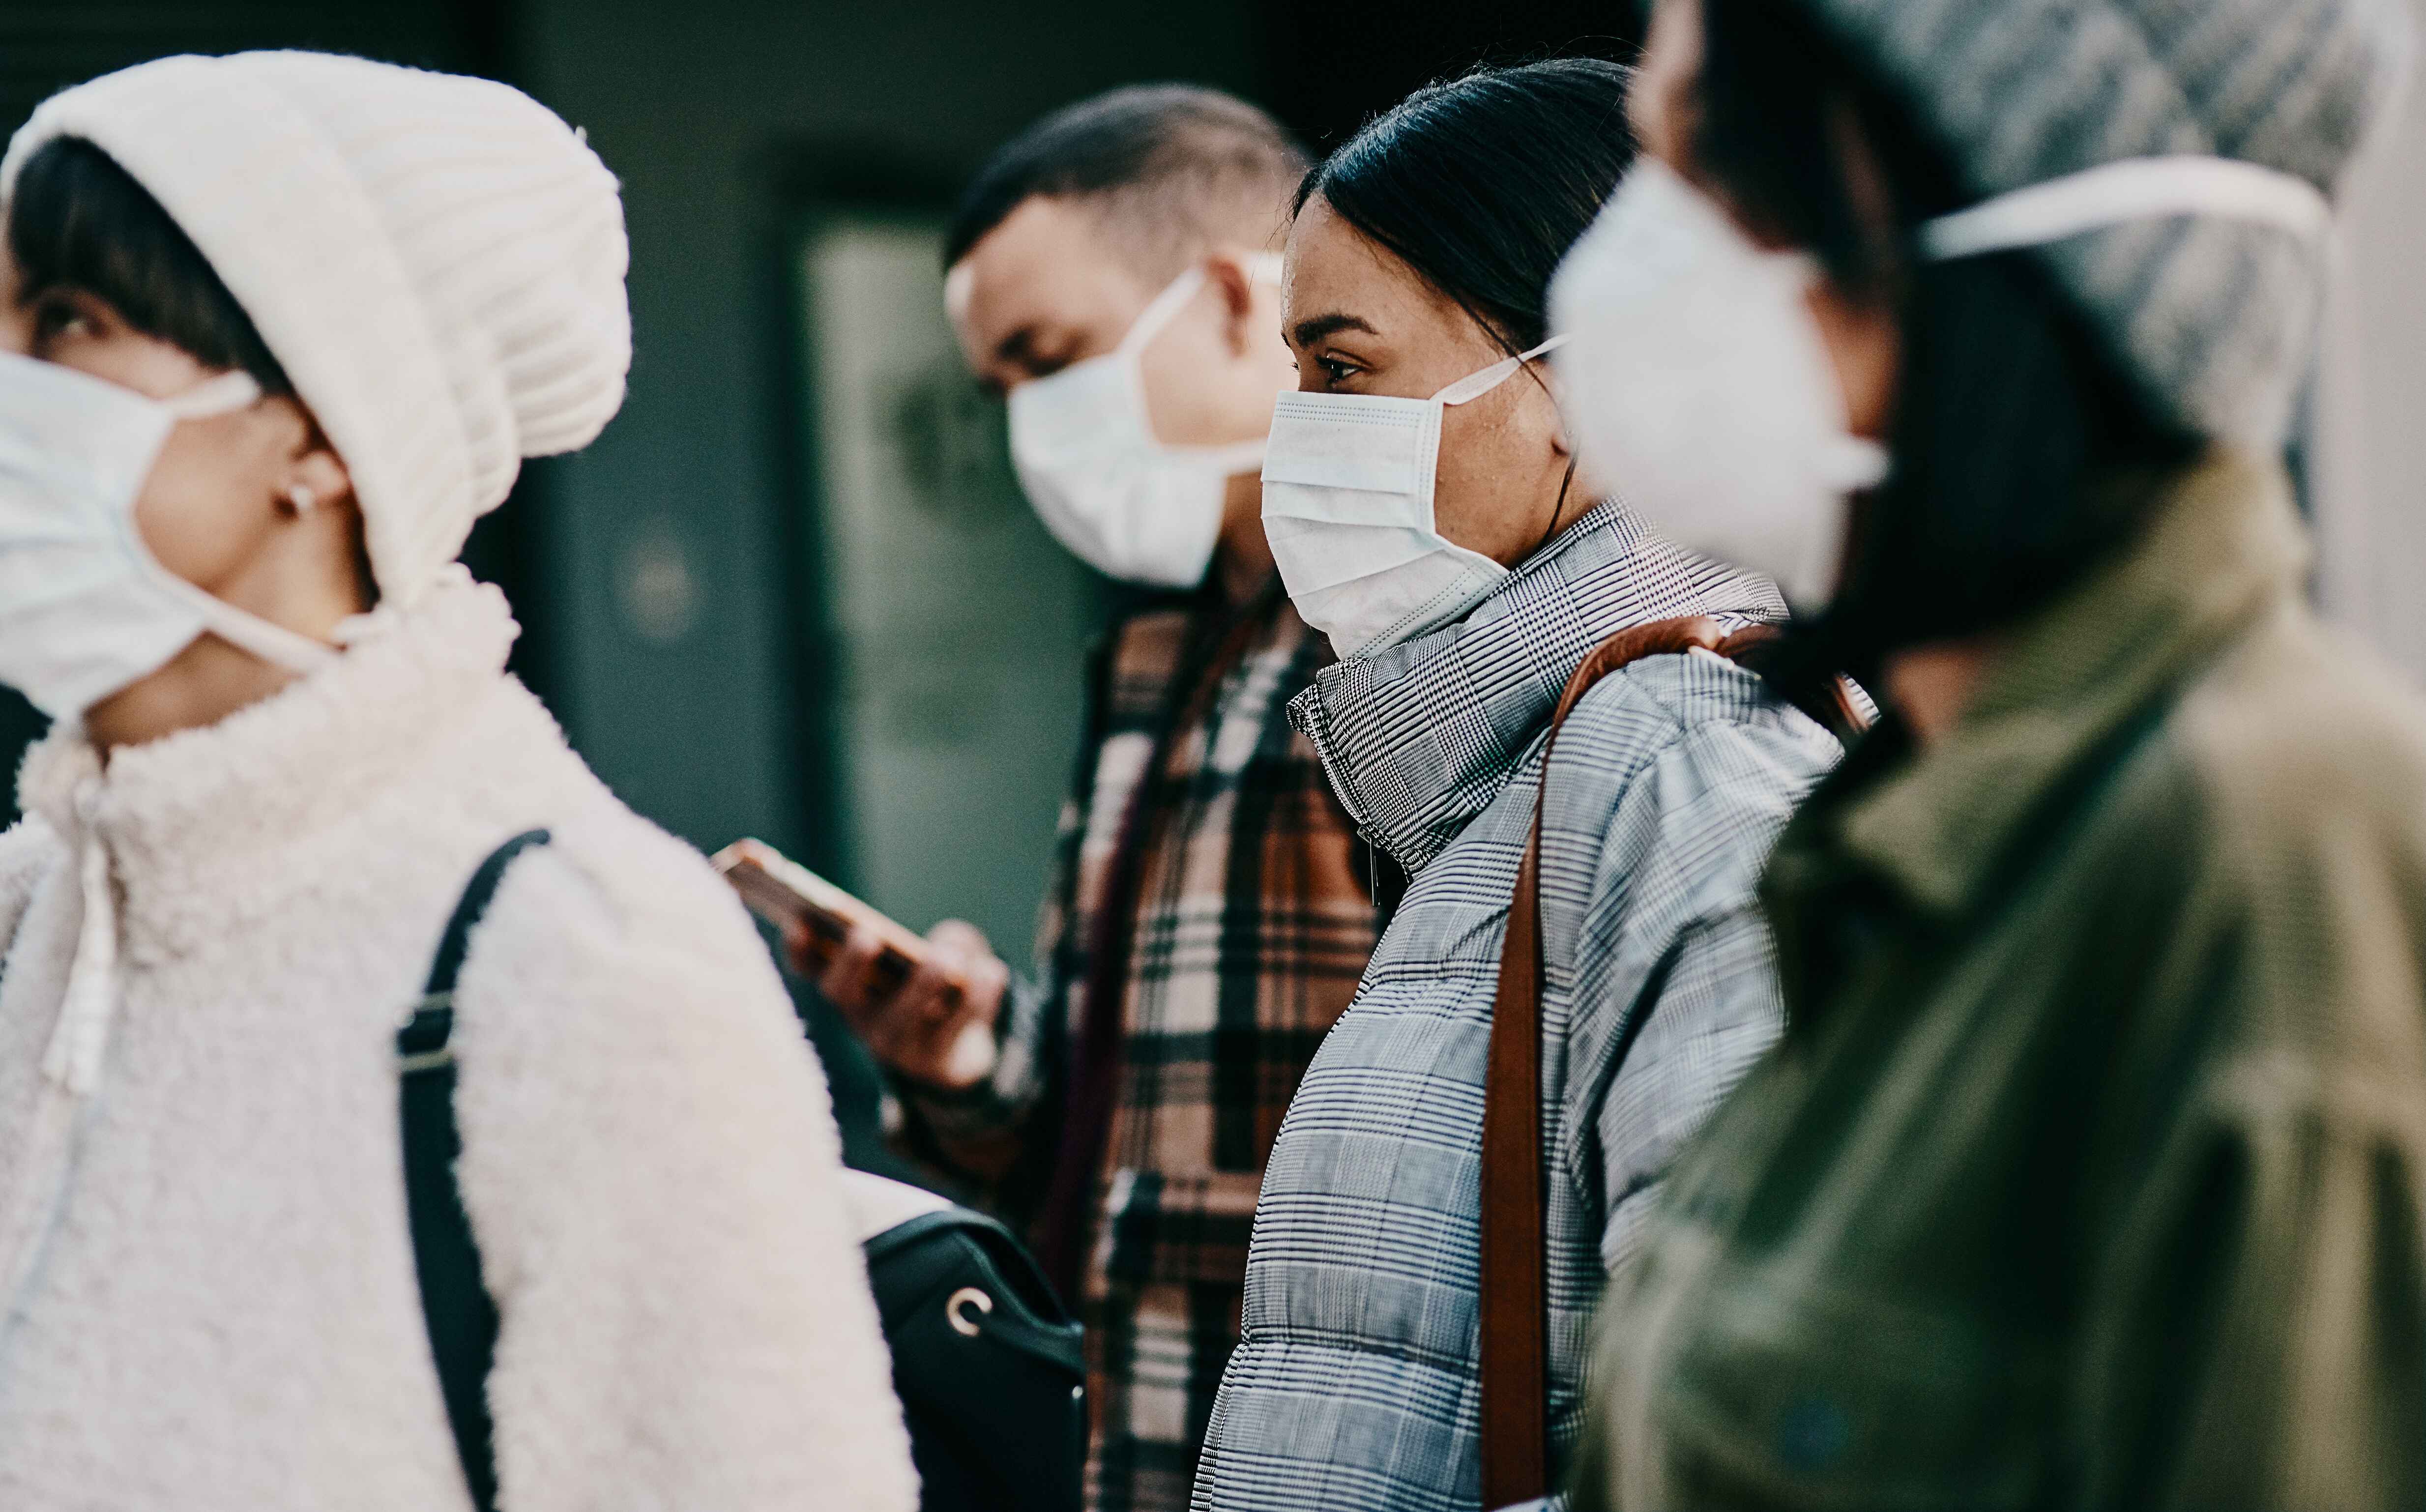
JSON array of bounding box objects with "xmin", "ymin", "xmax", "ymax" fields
[{"xmin": 286, "ymin": 483, "xmax": 318, "ymax": 515}]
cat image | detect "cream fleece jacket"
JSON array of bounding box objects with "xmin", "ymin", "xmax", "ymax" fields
[{"xmin": 0, "ymin": 579, "xmax": 917, "ymax": 1511}]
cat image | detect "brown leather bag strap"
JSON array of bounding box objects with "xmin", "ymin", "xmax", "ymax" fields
[{"xmin": 1477, "ymin": 615, "xmax": 1742, "ymax": 1509}]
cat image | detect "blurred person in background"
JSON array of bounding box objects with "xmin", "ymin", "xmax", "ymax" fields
[
  {"xmin": 1560, "ymin": 0, "xmax": 2426, "ymax": 1507},
  {"xmin": 807, "ymin": 85, "xmax": 1382, "ymax": 1512},
  {"xmin": 1191, "ymin": 60, "xmax": 1843, "ymax": 1512},
  {"xmin": 0, "ymin": 54, "xmax": 912, "ymax": 1512}
]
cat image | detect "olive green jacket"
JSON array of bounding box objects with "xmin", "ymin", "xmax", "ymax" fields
[{"xmin": 1578, "ymin": 452, "xmax": 2426, "ymax": 1512}]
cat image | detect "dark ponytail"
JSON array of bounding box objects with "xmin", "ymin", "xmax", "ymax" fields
[{"xmin": 1292, "ymin": 58, "xmax": 1635, "ymax": 359}]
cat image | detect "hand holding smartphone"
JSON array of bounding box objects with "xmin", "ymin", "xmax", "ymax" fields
[{"xmin": 712, "ymin": 839, "xmax": 1003, "ymax": 1088}]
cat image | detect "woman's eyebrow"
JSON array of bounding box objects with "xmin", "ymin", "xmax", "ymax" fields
[{"xmin": 1290, "ymin": 312, "xmax": 1377, "ymax": 347}]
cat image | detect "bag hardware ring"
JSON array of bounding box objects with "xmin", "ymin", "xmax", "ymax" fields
[{"xmin": 946, "ymin": 1286, "xmax": 994, "ymax": 1338}]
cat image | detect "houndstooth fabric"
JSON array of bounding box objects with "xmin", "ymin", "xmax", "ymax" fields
[
  {"xmin": 1193, "ymin": 504, "xmax": 1841, "ymax": 1512},
  {"xmin": 904, "ymin": 589, "xmax": 1379, "ymax": 1512}
]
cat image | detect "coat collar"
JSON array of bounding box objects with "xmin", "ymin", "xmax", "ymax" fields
[
  {"xmin": 1769, "ymin": 450, "xmax": 2309, "ymax": 924},
  {"xmin": 18, "ymin": 577, "xmax": 521, "ymax": 901},
  {"xmin": 1288, "ymin": 501, "xmax": 1784, "ymax": 875}
]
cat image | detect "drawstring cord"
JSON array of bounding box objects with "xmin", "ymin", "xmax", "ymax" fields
[
  {"xmin": 0, "ymin": 776, "xmax": 120, "ymax": 1318},
  {"xmin": 334, "ymin": 563, "xmax": 475, "ymax": 649},
  {"xmin": 44, "ymin": 780, "xmax": 119, "ymax": 1094}
]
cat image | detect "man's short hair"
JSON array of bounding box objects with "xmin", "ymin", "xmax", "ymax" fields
[{"xmin": 944, "ymin": 85, "xmax": 1309, "ymax": 277}]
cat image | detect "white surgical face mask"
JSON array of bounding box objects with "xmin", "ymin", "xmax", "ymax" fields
[
  {"xmin": 1261, "ymin": 333, "xmax": 1568, "ymax": 658},
  {"xmin": 1007, "ymin": 257, "xmax": 1281, "ymax": 587},
  {"xmin": 1549, "ymin": 154, "xmax": 2335, "ymax": 609},
  {"xmin": 0, "ymin": 351, "xmax": 340, "ymax": 721}
]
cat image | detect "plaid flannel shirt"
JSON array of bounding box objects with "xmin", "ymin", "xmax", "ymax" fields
[
  {"xmin": 906, "ymin": 585, "xmax": 1379, "ymax": 1512},
  {"xmin": 1193, "ymin": 504, "xmax": 1842, "ymax": 1512}
]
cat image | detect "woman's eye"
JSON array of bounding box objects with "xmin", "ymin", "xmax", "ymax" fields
[
  {"xmin": 29, "ymin": 294, "xmax": 96, "ymax": 348},
  {"xmin": 1315, "ymin": 355, "xmax": 1360, "ymax": 384}
]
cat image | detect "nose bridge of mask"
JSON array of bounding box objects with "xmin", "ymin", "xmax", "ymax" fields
[
  {"xmin": 1918, "ymin": 154, "xmax": 2333, "ymax": 263},
  {"xmin": 0, "ymin": 355, "xmax": 178, "ymax": 525},
  {"xmin": 1262, "ymin": 334, "xmax": 1575, "ymax": 515},
  {"xmin": 1263, "ymin": 392, "xmax": 1440, "ymax": 512}
]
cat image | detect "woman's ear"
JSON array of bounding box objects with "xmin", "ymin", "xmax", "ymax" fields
[{"xmin": 265, "ymin": 397, "xmax": 353, "ymax": 520}]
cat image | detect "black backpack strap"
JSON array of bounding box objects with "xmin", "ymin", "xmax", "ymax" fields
[{"xmin": 398, "ymin": 830, "xmax": 552, "ymax": 1512}]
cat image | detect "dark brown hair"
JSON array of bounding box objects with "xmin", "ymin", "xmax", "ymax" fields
[{"xmin": 8, "ymin": 136, "xmax": 290, "ymax": 394}]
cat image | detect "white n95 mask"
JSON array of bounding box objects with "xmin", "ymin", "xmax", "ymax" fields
[
  {"xmin": 0, "ymin": 351, "xmax": 339, "ymax": 721},
  {"xmin": 1261, "ymin": 333, "xmax": 1568, "ymax": 659},
  {"xmin": 1008, "ymin": 257, "xmax": 1281, "ymax": 587},
  {"xmin": 1549, "ymin": 154, "xmax": 2334, "ymax": 609}
]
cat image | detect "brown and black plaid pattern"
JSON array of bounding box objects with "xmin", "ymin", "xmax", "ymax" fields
[{"xmin": 905, "ymin": 587, "xmax": 1379, "ymax": 1512}]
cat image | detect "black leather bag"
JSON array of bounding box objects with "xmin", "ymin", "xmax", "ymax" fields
[
  {"xmin": 396, "ymin": 833, "xmax": 1086, "ymax": 1512},
  {"xmin": 848, "ymin": 1179, "xmax": 1088, "ymax": 1512}
]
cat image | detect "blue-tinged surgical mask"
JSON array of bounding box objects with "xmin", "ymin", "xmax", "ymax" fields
[{"xmin": 1260, "ymin": 334, "xmax": 1569, "ymax": 658}]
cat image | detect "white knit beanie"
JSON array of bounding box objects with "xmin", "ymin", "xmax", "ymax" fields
[{"xmin": 0, "ymin": 52, "xmax": 631, "ymax": 608}]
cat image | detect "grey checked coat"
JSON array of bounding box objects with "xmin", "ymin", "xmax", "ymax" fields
[{"xmin": 1192, "ymin": 504, "xmax": 1841, "ymax": 1512}]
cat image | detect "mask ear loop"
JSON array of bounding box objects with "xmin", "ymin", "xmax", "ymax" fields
[
  {"xmin": 1429, "ymin": 333, "xmax": 1572, "ymax": 407},
  {"xmin": 1917, "ymin": 155, "xmax": 2332, "ymax": 262},
  {"xmin": 1121, "ymin": 262, "xmax": 1280, "ymax": 475},
  {"xmin": 158, "ymin": 370, "xmax": 263, "ymax": 421},
  {"xmin": 143, "ymin": 366, "xmax": 340, "ymax": 675},
  {"xmin": 1115, "ymin": 265, "xmax": 1214, "ymax": 360},
  {"xmin": 1431, "ymin": 334, "xmax": 1578, "ymax": 555}
]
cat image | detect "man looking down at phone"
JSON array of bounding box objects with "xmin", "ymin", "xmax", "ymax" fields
[{"xmin": 800, "ymin": 85, "xmax": 1382, "ymax": 1512}]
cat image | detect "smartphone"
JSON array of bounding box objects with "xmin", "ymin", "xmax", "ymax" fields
[
  {"xmin": 712, "ymin": 839, "xmax": 962, "ymax": 1000},
  {"xmin": 712, "ymin": 840, "xmax": 997, "ymax": 1084}
]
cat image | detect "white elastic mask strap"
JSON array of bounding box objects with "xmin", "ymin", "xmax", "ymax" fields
[
  {"xmin": 166, "ymin": 575, "xmax": 340, "ymax": 676},
  {"xmin": 1433, "ymin": 333, "xmax": 1572, "ymax": 407},
  {"xmin": 1920, "ymin": 155, "xmax": 2332, "ymax": 262},
  {"xmin": 151, "ymin": 368, "xmax": 332, "ymax": 674},
  {"xmin": 1117, "ymin": 266, "xmax": 1211, "ymax": 359},
  {"xmin": 158, "ymin": 370, "xmax": 263, "ymax": 421},
  {"xmin": 1118, "ymin": 255, "xmax": 1284, "ymax": 360}
]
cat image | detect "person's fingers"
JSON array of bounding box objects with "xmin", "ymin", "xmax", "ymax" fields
[
  {"xmin": 864, "ymin": 1004, "xmax": 918, "ymax": 1068},
  {"xmin": 926, "ymin": 918, "xmax": 991, "ymax": 960},
  {"xmin": 780, "ymin": 918, "xmax": 817, "ymax": 978},
  {"xmin": 963, "ymin": 949, "xmax": 1011, "ymax": 1028},
  {"xmin": 817, "ymin": 925, "xmax": 889, "ymax": 1029},
  {"xmin": 922, "ymin": 920, "xmax": 1007, "ymax": 1027},
  {"xmin": 879, "ymin": 962, "xmax": 955, "ymax": 1039}
]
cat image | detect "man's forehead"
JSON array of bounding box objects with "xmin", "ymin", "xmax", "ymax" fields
[
  {"xmin": 942, "ymin": 261, "xmax": 976, "ymax": 330},
  {"xmin": 952, "ymin": 197, "xmax": 1152, "ymax": 334}
]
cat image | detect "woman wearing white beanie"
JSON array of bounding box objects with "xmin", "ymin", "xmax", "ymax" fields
[{"xmin": 0, "ymin": 51, "xmax": 915, "ymax": 1512}]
